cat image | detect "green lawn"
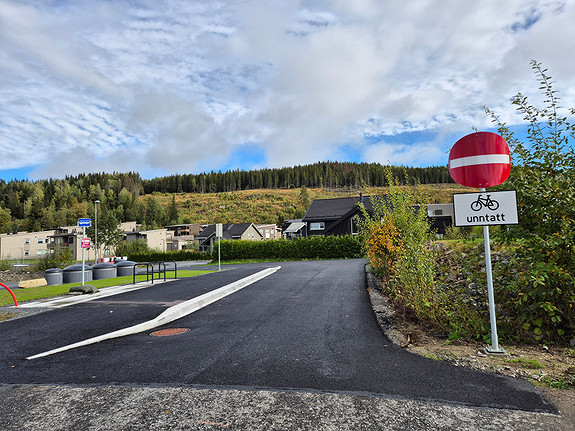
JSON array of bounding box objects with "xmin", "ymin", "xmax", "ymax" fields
[{"xmin": 0, "ymin": 270, "xmax": 214, "ymax": 306}]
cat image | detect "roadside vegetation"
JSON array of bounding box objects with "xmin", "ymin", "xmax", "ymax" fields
[
  {"xmin": 364, "ymin": 62, "xmax": 574, "ymax": 351},
  {"xmin": 217, "ymin": 236, "xmax": 363, "ymax": 261}
]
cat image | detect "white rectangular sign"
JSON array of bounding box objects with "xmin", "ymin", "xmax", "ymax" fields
[{"xmin": 453, "ymin": 191, "xmax": 518, "ymax": 227}]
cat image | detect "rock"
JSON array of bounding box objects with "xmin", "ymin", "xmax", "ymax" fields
[
  {"xmin": 69, "ymin": 284, "xmax": 99, "ymax": 294},
  {"xmin": 18, "ymin": 278, "xmax": 47, "ymax": 288}
]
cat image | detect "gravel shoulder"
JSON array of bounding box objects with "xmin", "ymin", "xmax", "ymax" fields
[{"xmin": 366, "ymin": 268, "xmax": 575, "ymax": 427}]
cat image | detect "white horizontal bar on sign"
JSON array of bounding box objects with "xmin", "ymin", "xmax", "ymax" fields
[{"xmin": 449, "ymin": 154, "xmax": 510, "ymax": 169}]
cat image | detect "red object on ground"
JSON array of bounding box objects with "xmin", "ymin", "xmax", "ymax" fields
[
  {"xmin": 1, "ymin": 282, "xmax": 18, "ymax": 307},
  {"xmin": 449, "ymin": 132, "xmax": 511, "ymax": 188}
]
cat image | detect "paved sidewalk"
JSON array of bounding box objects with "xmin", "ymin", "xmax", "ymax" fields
[{"xmin": 0, "ymin": 384, "xmax": 570, "ymax": 430}]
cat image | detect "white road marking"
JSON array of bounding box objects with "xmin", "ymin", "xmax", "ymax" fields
[
  {"xmin": 26, "ymin": 266, "xmax": 280, "ymax": 360},
  {"xmin": 18, "ymin": 282, "xmax": 169, "ymax": 309}
]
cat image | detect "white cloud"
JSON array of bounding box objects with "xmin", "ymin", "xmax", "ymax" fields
[
  {"xmin": 1, "ymin": 0, "xmax": 574, "ymax": 179},
  {"xmin": 364, "ymin": 140, "xmax": 445, "ymax": 167}
]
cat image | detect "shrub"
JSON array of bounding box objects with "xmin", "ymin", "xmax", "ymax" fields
[
  {"xmin": 365, "ymin": 221, "xmax": 403, "ymax": 281},
  {"xmin": 360, "ymin": 168, "xmax": 438, "ymax": 326},
  {"xmin": 217, "ymin": 236, "xmax": 363, "ymax": 261},
  {"xmin": 128, "ymin": 249, "xmax": 210, "ymax": 262},
  {"xmin": 486, "ymin": 61, "xmax": 575, "ymax": 343},
  {"xmin": 115, "ymin": 239, "xmax": 150, "ymax": 256},
  {"xmin": 33, "ymin": 247, "xmax": 73, "ymax": 271}
]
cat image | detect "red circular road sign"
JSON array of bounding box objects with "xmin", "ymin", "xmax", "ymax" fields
[{"xmin": 448, "ymin": 132, "xmax": 510, "ymax": 188}]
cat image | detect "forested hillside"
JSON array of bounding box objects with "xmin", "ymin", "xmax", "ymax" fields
[
  {"xmin": 142, "ymin": 162, "xmax": 452, "ymax": 193},
  {"xmin": 0, "ymin": 162, "xmax": 454, "ymax": 233}
]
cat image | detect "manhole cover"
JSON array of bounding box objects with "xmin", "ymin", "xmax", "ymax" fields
[{"xmin": 150, "ymin": 328, "xmax": 189, "ymax": 337}]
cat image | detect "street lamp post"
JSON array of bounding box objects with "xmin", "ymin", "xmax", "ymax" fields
[{"xmin": 94, "ymin": 200, "xmax": 100, "ymax": 264}]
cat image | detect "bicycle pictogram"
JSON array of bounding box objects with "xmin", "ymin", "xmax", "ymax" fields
[{"xmin": 470, "ymin": 194, "xmax": 499, "ymax": 212}]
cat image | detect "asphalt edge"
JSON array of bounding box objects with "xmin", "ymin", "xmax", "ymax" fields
[
  {"xmin": 365, "ymin": 264, "xmax": 405, "ymax": 347},
  {"xmin": 364, "ymin": 264, "xmax": 562, "ymax": 417}
]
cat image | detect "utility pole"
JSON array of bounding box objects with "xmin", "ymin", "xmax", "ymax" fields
[{"xmin": 94, "ymin": 200, "xmax": 100, "ymax": 264}]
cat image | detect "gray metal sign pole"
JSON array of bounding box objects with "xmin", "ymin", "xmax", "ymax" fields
[
  {"xmin": 481, "ymin": 188, "xmax": 505, "ymax": 354},
  {"xmin": 216, "ymin": 223, "xmax": 222, "ymax": 272},
  {"xmin": 94, "ymin": 200, "xmax": 99, "ymax": 264},
  {"xmin": 81, "ymin": 226, "xmax": 86, "ymax": 286}
]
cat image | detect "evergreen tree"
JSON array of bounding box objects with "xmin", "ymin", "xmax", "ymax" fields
[{"xmin": 165, "ymin": 195, "xmax": 180, "ymax": 225}]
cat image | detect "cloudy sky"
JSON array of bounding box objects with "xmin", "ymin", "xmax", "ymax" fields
[{"xmin": 1, "ymin": 0, "xmax": 574, "ymax": 181}]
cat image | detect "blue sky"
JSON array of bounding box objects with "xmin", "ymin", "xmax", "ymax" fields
[{"xmin": 1, "ymin": 0, "xmax": 574, "ymax": 182}]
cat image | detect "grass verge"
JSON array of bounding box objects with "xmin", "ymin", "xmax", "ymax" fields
[{"xmin": 0, "ymin": 270, "xmax": 214, "ymax": 306}]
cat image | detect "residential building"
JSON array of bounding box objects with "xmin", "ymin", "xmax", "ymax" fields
[
  {"xmin": 123, "ymin": 228, "xmax": 168, "ymax": 251},
  {"xmin": 0, "ymin": 230, "xmax": 53, "ymax": 261},
  {"xmin": 281, "ymin": 219, "xmax": 306, "ymax": 240},
  {"xmin": 49, "ymin": 221, "xmax": 139, "ymax": 261},
  {"xmin": 197, "ymin": 223, "xmax": 263, "ymax": 253},
  {"xmin": 302, "ymin": 196, "xmax": 453, "ymax": 237},
  {"xmin": 165, "ymin": 224, "xmax": 204, "ymax": 251},
  {"xmin": 302, "ymin": 195, "xmax": 374, "ymax": 237},
  {"xmin": 427, "ymin": 204, "xmax": 454, "ymax": 236},
  {"xmin": 256, "ymin": 224, "xmax": 281, "ymax": 240}
]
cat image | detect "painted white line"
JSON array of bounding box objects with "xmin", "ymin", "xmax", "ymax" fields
[
  {"xmin": 18, "ymin": 282, "xmax": 169, "ymax": 309},
  {"xmin": 449, "ymin": 154, "xmax": 509, "ymax": 169},
  {"xmin": 26, "ymin": 266, "xmax": 280, "ymax": 360}
]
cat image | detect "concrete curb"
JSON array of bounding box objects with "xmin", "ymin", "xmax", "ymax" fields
[{"xmin": 27, "ymin": 266, "xmax": 281, "ymax": 360}]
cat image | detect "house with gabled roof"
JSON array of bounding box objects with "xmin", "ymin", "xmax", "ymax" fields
[
  {"xmin": 302, "ymin": 195, "xmax": 374, "ymax": 237},
  {"xmin": 196, "ymin": 223, "xmax": 263, "ymax": 253},
  {"xmin": 302, "ymin": 195, "xmax": 453, "ymax": 237},
  {"xmin": 282, "ymin": 219, "xmax": 306, "ymax": 239}
]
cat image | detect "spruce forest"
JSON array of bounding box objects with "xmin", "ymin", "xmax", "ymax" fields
[{"xmin": 0, "ymin": 162, "xmax": 454, "ymax": 233}]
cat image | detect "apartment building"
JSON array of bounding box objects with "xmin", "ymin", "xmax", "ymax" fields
[{"xmin": 0, "ymin": 230, "xmax": 53, "ymax": 261}]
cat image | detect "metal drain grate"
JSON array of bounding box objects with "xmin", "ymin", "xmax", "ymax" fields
[{"xmin": 150, "ymin": 328, "xmax": 190, "ymax": 337}]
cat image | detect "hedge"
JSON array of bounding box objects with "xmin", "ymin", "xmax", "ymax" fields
[
  {"xmin": 128, "ymin": 249, "xmax": 210, "ymax": 263},
  {"xmin": 217, "ymin": 236, "xmax": 364, "ymax": 261}
]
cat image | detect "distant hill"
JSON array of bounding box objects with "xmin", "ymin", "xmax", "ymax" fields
[
  {"xmin": 0, "ymin": 162, "xmax": 459, "ymax": 232},
  {"xmin": 149, "ymin": 184, "xmax": 467, "ymax": 226}
]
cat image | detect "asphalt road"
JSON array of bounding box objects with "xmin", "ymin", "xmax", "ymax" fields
[{"xmin": 0, "ymin": 260, "xmax": 555, "ymax": 415}]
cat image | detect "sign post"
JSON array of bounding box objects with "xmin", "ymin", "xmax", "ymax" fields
[
  {"xmin": 216, "ymin": 223, "xmax": 223, "ymax": 272},
  {"xmin": 78, "ymin": 218, "xmax": 91, "ymax": 286},
  {"xmin": 449, "ymin": 132, "xmax": 512, "ymax": 355}
]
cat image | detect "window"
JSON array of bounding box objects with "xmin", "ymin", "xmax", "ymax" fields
[
  {"xmin": 310, "ymin": 222, "xmax": 325, "ymax": 230},
  {"xmin": 351, "ymin": 216, "xmax": 359, "ymax": 235},
  {"xmin": 38, "ymin": 239, "xmax": 44, "ymax": 244},
  {"xmin": 25, "ymin": 239, "xmax": 30, "ymax": 244},
  {"xmin": 435, "ymin": 209, "xmax": 443, "ymax": 216}
]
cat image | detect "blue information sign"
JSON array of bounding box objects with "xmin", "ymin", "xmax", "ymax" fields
[{"xmin": 78, "ymin": 218, "xmax": 91, "ymax": 227}]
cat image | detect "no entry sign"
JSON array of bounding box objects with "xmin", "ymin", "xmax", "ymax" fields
[{"xmin": 448, "ymin": 132, "xmax": 510, "ymax": 188}]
